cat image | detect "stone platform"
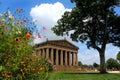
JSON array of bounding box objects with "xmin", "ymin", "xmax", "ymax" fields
[{"xmin": 55, "ymin": 66, "xmax": 80, "ymax": 72}]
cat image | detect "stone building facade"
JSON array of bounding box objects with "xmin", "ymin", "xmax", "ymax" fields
[{"xmin": 35, "ymin": 39, "xmax": 79, "ymax": 67}]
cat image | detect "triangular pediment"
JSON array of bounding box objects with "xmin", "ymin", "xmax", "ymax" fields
[{"xmin": 36, "ymin": 39, "xmax": 79, "ymax": 51}]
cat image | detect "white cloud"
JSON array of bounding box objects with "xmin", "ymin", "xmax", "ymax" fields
[
  {"xmin": 78, "ymin": 48, "xmax": 99, "ymax": 65},
  {"xmin": 105, "ymin": 44, "xmax": 119, "ymax": 60},
  {"xmin": 30, "ymin": 2, "xmax": 71, "ymax": 44}
]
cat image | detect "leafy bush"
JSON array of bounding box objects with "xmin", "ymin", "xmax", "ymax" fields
[
  {"xmin": 0, "ymin": 9, "xmax": 53, "ymax": 80},
  {"xmin": 106, "ymin": 58, "xmax": 120, "ymax": 70}
]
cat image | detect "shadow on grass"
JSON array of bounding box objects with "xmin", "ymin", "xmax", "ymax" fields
[{"xmin": 63, "ymin": 72, "xmax": 109, "ymax": 74}]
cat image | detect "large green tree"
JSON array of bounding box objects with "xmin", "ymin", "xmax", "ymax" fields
[{"xmin": 52, "ymin": 0, "xmax": 120, "ymax": 73}]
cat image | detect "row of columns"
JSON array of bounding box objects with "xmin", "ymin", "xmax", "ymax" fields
[{"xmin": 36, "ymin": 48, "xmax": 78, "ymax": 66}]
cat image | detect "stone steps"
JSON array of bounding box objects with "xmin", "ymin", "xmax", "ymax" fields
[{"xmin": 55, "ymin": 66, "xmax": 79, "ymax": 72}]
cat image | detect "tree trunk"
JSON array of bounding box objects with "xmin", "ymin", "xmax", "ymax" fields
[{"xmin": 99, "ymin": 52, "xmax": 107, "ymax": 73}]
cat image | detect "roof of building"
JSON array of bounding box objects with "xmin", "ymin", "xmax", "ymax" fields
[{"xmin": 36, "ymin": 39, "xmax": 79, "ymax": 51}]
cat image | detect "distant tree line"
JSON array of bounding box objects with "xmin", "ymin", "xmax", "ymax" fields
[
  {"xmin": 106, "ymin": 51, "xmax": 120, "ymax": 70},
  {"xmin": 78, "ymin": 52, "xmax": 120, "ymax": 71}
]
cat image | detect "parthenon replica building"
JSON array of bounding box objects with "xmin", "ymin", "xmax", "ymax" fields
[{"xmin": 35, "ymin": 39, "xmax": 79, "ymax": 70}]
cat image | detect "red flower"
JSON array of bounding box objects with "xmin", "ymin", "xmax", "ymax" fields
[{"xmin": 16, "ymin": 8, "xmax": 20, "ymax": 11}]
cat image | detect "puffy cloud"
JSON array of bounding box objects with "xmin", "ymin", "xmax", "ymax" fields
[{"xmin": 30, "ymin": 2, "xmax": 71, "ymax": 44}]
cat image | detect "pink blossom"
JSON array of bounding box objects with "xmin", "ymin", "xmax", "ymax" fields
[
  {"xmin": 52, "ymin": 65, "xmax": 57, "ymax": 70},
  {"xmin": 23, "ymin": 19, "xmax": 26, "ymax": 23},
  {"xmin": 30, "ymin": 22, "xmax": 32, "ymax": 24},
  {"xmin": 38, "ymin": 33, "xmax": 41, "ymax": 38},
  {"xmin": 47, "ymin": 59, "xmax": 52, "ymax": 63},
  {"xmin": 43, "ymin": 26, "xmax": 46, "ymax": 30}
]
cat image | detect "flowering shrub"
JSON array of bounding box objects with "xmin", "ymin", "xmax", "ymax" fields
[{"xmin": 0, "ymin": 9, "xmax": 53, "ymax": 80}]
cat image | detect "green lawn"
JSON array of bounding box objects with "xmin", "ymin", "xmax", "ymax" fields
[{"xmin": 48, "ymin": 72, "xmax": 120, "ymax": 80}]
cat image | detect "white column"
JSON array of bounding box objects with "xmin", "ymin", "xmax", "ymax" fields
[
  {"xmin": 38, "ymin": 50, "xmax": 41, "ymax": 58},
  {"xmin": 39, "ymin": 49, "xmax": 42, "ymax": 58},
  {"xmin": 73, "ymin": 53, "xmax": 75, "ymax": 66},
  {"xmin": 72, "ymin": 53, "xmax": 74, "ymax": 66},
  {"xmin": 60, "ymin": 50, "xmax": 63, "ymax": 66},
  {"xmin": 42, "ymin": 48, "xmax": 45, "ymax": 58},
  {"xmin": 76, "ymin": 53, "xmax": 78, "ymax": 66},
  {"xmin": 56, "ymin": 49, "xmax": 58, "ymax": 65},
  {"xmin": 46, "ymin": 48, "xmax": 49, "ymax": 59},
  {"xmin": 65, "ymin": 51, "xmax": 67, "ymax": 66},
  {"xmin": 69, "ymin": 52, "xmax": 71, "ymax": 66},
  {"xmin": 51, "ymin": 48, "xmax": 54, "ymax": 65}
]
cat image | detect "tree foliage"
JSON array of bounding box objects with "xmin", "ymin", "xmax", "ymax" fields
[
  {"xmin": 106, "ymin": 58, "xmax": 120, "ymax": 70},
  {"xmin": 78, "ymin": 61, "xmax": 83, "ymax": 66},
  {"xmin": 52, "ymin": 0, "xmax": 120, "ymax": 73},
  {"xmin": 93, "ymin": 62, "xmax": 99, "ymax": 68}
]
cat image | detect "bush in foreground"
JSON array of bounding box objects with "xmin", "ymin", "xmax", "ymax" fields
[{"xmin": 0, "ymin": 9, "xmax": 53, "ymax": 80}]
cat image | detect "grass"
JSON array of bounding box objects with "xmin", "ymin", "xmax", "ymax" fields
[{"xmin": 48, "ymin": 72, "xmax": 120, "ymax": 80}]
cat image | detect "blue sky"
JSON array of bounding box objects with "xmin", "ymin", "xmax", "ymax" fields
[
  {"xmin": 0, "ymin": 0, "xmax": 120, "ymax": 65},
  {"xmin": 0, "ymin": 0, "xmax": 74, "ymax": 13}
]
